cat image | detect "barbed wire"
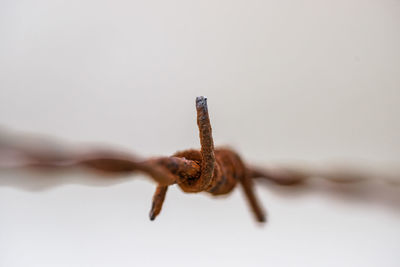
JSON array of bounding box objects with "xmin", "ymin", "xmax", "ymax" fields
[{"xmin": 0, "ymin": 97, "xmax": 398, "ymax": 223}]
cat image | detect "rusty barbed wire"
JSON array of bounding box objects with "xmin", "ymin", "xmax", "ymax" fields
[{"xmin": 0, "ymin": 96, "xmax": 399, "ymax": 223}]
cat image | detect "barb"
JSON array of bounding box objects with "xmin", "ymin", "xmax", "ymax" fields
[
  {"xmin": 195, "ymin": 96, "xmax": 216, "ymax": 191},
  {"xmin": 149, "ymin": 185, "xmax": 168, "ymax": 220}
]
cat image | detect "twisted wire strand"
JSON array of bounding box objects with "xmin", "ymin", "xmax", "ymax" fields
[
  {"xmin": 249, "ymin": 163, "xmax": 400, "ymax": 186},
  {"xmin": 1, "ymin": 127, "xmax": 399, "ymax": 188}
]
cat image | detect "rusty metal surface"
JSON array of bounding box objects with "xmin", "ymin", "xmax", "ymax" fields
[{"xmin": 1, "ymin": 96, "xmax": 398, "ymax": 223}]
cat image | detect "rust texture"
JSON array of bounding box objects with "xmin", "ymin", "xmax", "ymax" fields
[
  {"xmin": 0, "ymin": 96, "xmax": 267, "ymax": 222},
  {"xmin": 0, "ymin": 96, "xmax": 396, "ymax": 223}
]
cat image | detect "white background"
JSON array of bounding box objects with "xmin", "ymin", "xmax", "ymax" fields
[{"xmin": 0, "ymin": 0, "xmax": 400, "ymax": 266}]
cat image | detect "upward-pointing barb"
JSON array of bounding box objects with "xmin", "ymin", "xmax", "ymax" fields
[{"xmin": 148, "ymin": 96, "xmax": 266, "ymax": 222}]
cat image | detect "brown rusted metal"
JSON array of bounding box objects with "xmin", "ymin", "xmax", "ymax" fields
[
  {"xmin": 149, "ymin": 185, "xmax": 168, "ymax": 221},
  {"xmin": 2, "ymin": 96, "xmax": 393, "ymax": 223},
  {"xmin": 145, "ymin": 96, "xmax": 265, "ymax": 221},
  {"xmin": 0, "ymin": 96, "xmax": 267, "ymax": 222}
]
